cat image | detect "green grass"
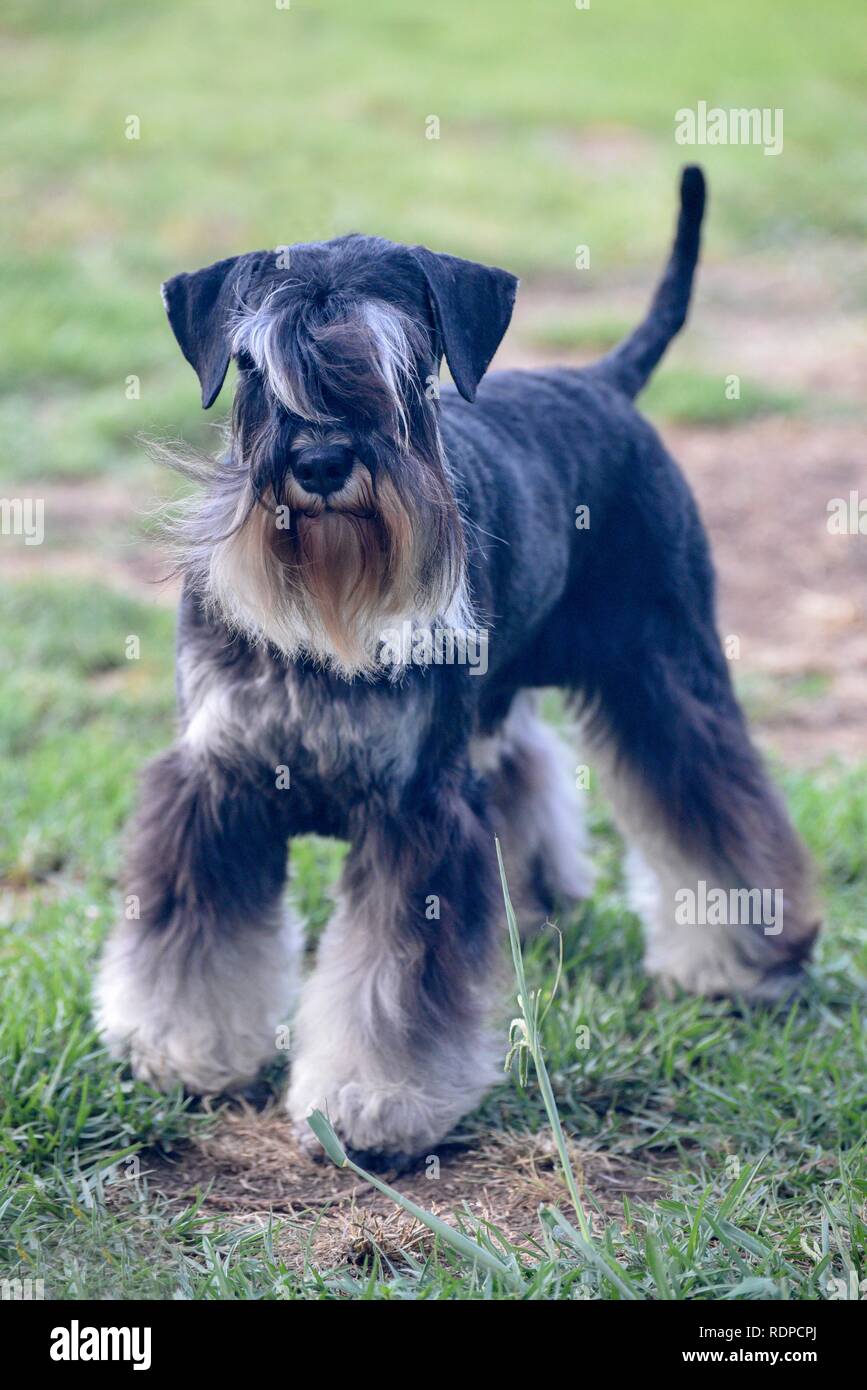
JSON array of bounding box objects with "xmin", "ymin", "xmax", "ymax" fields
[
  {"xmin": 642, "ymin": 369, "xmax": 803, "ymax": 425},
  {"xmin": 522, "ymin": 342, "xmax": 812, "ymax": 424},
  {"xmin": 529, "ymin": 316, "xmax": 636, "ymax": 354},
  {"xmin": 1, "ymin": 580, "xmax": 864, "ymax": 1299}
]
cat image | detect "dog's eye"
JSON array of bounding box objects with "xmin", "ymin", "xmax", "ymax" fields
[{"xmin": 235, "ymin": 351, "xmax": 256, "ymax": 373}]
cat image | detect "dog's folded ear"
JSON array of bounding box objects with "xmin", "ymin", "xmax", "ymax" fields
[
  {"xmin": 161, "ymin": 254, "xmax": 259, "ymax": 408},
  {"xmin": 410, "ymin": 248, "xmax": 518, "ymax": 402}
]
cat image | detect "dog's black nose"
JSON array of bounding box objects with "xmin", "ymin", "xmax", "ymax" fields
[{"xmin": 292, "ymin": 445, "xmax": 355, "ymax": 498}]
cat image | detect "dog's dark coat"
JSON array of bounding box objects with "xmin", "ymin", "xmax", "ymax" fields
[{"xmin": 96, "ymin": 169, "xmax": 818, "ymax": 1161}]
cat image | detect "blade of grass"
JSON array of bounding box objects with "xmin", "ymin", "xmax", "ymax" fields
[
  {"xmin": 496, "ymin": 838, "xmax": 594, "ymax": 1241},
  {"xmin": 543, "ymin": 1205, "xmax": 640, "ymax": 1299},
  {"xmin": 645, "ymin": 1228, "xmax": 676, "ymax": 1299},
  {"xmin": 496, "ymin": 839, "xmax": 641, "ymax": 1298},
  {"xmin": 306, "ymin": 1110, "xmax": 525, "ymax": 1292}
]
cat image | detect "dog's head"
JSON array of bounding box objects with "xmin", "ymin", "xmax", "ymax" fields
[{"xmin": 161, "ymin": 236, "xmax": 517, "ymax": 676}]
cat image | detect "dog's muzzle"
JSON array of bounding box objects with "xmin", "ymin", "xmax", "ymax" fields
[{"xmin": 290, "ymin": 444, "xmax": 355, "ymax": 499}]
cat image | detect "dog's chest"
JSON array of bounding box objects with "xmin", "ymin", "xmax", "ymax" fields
[
  {"xmin": 285, "ymin": 671, "xmax": 432, "ymax": 797},
  {"xmin": 179, "ymin": 637, "xmax": 436, "ymax": 809}
]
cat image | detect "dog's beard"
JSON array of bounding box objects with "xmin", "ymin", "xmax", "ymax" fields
[
  {"xmin": 269, "ymin": 464, "xmax": 417, "ymax": 672},
  {"xmin": 182, "ymin": 454, "xmax": 468, "ymax": 679}
]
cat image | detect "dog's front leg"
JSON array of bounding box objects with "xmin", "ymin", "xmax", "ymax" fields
[
  {"xmin": 95, "ymin": 744, "xmax": 299, "ymax": 1094},
  {"xmin": 288, "ymin": 785, "xmax": 503, "ymax": 1165}
]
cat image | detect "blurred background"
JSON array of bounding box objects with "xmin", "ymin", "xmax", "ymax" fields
[{"xmin": 1, "ymin": 0, "xmax": 865, "ymax": 883}]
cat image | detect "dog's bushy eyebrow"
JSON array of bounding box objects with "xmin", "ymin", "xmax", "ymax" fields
[{"xmin": 230, "ymin": 289, "xmax": 429, "ymax": 443}]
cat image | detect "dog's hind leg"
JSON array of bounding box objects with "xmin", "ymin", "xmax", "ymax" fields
[
  {"xmin": 575, "ymin": 621, "xmax": 819, "ymax": 1003},
  {"xmin": 471, "ymin": 692, "xmax": 593, "ymax": 935},
  {"xmin": 95, "ymin": 740, "xmax": 300, "ymax": 1096},
  {"xmin": 287, "ymin": 770, "xmax": 503, "ymax": 1164}
]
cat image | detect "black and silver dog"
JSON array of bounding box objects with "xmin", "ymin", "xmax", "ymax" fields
[{"xmin": 96, "ymin": 168, "xmax": 818, "ymax": 1162}]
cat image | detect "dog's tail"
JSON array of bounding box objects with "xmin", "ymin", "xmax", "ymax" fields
[{"xmin": 591, "ymin": 166, "xmax": 706, "ymax": 399}]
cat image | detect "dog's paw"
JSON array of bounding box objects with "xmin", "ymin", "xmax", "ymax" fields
[
  {"xmin": 98, "ymin": 996, "xmax": 279, "ymax": 1096},
  {"xmin": 648, "ymin": 951, "xmax": 810, "ymax": 1005},
  {"xmin": 288, "ymin": 1070, "xmax": 459, "ymax": 1165},
  {"xmin": 122, "ymin": 1028, "xmax": 273, "ymax": 1096},
  {"xmin": 94, "ymin": 919, "xmax": 298, "ymax": 1095},
  {"xmin": 730, "ymin": 960, "xmax": 811, "ymax": 1005}
]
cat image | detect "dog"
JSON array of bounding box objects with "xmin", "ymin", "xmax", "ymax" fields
[{"xmin": 95, "ymin": 167, "xmax": 819, "ymax": 1165}]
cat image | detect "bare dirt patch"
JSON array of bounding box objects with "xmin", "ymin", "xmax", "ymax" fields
[
  {"xmin": 673, "ymin": 418, "xmax": 867, "ymax": 764},
  {"xmin": 0, "ymin": 478, "xmax": 181, "ymax": 604},
  {"xmin": 138, "ymin": 1104, "xmax": 670, "ymax": 1271}
]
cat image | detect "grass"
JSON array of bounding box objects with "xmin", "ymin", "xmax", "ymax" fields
[
  {"xmin": 526, "ymin": 321, "xmax": 814, "ymax": 425},
  {"xmin": 529, "ymin": 315, "xmax": 636, "ymax": 354},
  {"xmin": 641, "ymin": 369, "xmax": 803, "ymax": 425},
  {"xmin": 1, "ymin": 580, "xmax": 865, "ymax": 1299}
]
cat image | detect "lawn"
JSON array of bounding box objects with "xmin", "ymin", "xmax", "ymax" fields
[{"xmin": 1, "ymin": 0, "xmax": 865, "ymax": 1300}]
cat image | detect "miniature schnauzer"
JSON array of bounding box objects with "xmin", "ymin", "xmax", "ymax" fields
[{"xmin": 96, "ymin": 168, "xmax": 818, "ymax": 1163}]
